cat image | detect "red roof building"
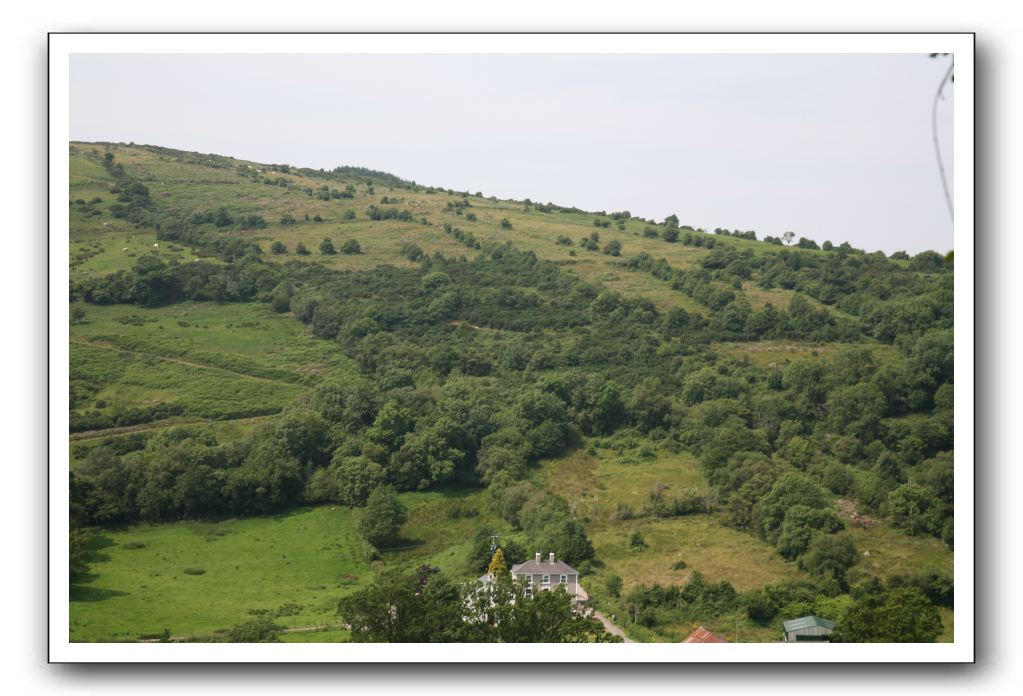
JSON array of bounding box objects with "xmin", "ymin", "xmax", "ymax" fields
[{"xmin": 681, "ymin": 626, "xmax": 727, "ymax": 643}]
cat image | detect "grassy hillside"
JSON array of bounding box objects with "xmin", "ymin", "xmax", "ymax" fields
[
  {"xmin": 68, "ymin": 142, "xmax": 955, "ymax": 644},
  {"xmin": 71, "ymin": 506, "xmax": 371, "ymax": 642},
  {"xmin": 68, "ymin": 142, "xmax": 843, "ymax": 315},
  {"xmin": 71, "ymin": 488, "xmax": 503, "ymax": 642}
]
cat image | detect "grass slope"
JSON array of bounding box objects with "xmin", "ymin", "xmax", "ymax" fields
[
  {"xmin": 68, "ymin": 142, "xmax": 843, "ymax": 316},
  {"xmin": 70, "ymin": 506, "xmax": 372, "ymax": 642},
  {"xmin": 70, "ymin": 489, "xmax": 504, "ymax": 642},
  {"xmin": 70, "ymin": 301, "xmax": 358, "ymax": 431}
]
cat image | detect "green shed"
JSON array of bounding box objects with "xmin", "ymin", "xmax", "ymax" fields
[{"xmin": 782, "ymin": 615, "xmax": 835, "ymax": 642}]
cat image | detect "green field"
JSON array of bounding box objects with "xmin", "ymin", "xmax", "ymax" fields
[
  {"xmin": 70, "ymin": 506, "xmax": 372, "ymax": 642},
  {"xmin": 846, "ymin": 523, "xmax": 954, "ymax": 579},
  {"xmin": 70, "ymin": 487, "xmax": 507, "ymax": 642}
]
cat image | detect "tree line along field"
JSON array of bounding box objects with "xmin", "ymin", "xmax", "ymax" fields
[{"xmin": 69, "ymin": 142, "xmax": 954, "ymax": 643}]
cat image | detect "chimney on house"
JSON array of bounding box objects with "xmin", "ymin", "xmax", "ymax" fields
[
  {"xmin": 549, "ymin": 552, "xmax": 556, "ymax": 564},
  {"xmin": 535, "ymin": 552, "xmax": 541, "ymax": 563}
]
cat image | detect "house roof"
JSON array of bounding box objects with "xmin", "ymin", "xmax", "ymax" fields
[
  {"xmin": 681, "ymin": 626, "xmax": 727, "ymax": 643},
  {"xmin": 783, "ymin": 616, "xmax": 835, "ymax": 633},
  {"xmin": 510, "ymin": 558, "xmax": 577, "ymax": 575}
]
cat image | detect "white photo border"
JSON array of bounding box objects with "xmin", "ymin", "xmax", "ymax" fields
[{"xmin": 49, "ymin": 31, "xmax": 974, "ymax": 663}]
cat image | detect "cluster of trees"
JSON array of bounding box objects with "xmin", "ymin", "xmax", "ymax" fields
[
  {"xmin": 602, "ymin": 239, "xmax": 623, "ymax": 257},
  {"xmin": 315, "ymin": 183, "xmax": 356, "ymax": 200},
  {"xmin": 338, "ymin": 561, "xmax": 619, "ymax": 642},
  {"xmin": 188, "ymin": 208, "xmax": 268, "ymax": 230},
  {"xmin": 97, "ymin": 152, "xmax": 152, "ymax": 224},
  {"xmin": 619, "ymin": 570, "xmax": 739, "ymax": 628},
  {"xmin": 366, "ymin": 205, "xmax": 414, "ymax": 222},
  {"xmin": 579, "ymin": 231, "xmax": 603, "ymax": 251},
  {"xmin": 446, "ymin": 198, "xmax": 472, "ymax": 215},
  {"xmin": 107, "ymin": 183, "xmax": 152, "ymax": 225},
  {"xmin": 713, "ymin": 228, "xmax": 757, "ymax": 240},
  {"xmin": 318, "ymin": 238, "xmax": 362, "ymax": 255},
  {"xmin": 626, "ymin": 253, "xmax": 849, "ymax": 342},
  {"xmin": 69, "ymin": 366, "xmax": 597, "ymax": 555},
  {"xmin": 754, "ymin": 249, "xmax": 952, "ymax": 347},
  {"xmin": 70, "ymin": 196, "xmax": 104, "ymax": 218},
  {"xmin": 651, "ymin": 229, "xmax": 718, "ymax": 247},
  {"xmin": 622, "ymin": 241, "xmax": 951, "ymax": 349},
  {"xmin": 74, "ymin": 228, "xmax": 953, "ymax": 554},
  {"xmin": 747, "ymin": 472, "xmax": 857, "ymax": 587},
  {"xmin": 76, "ymin": 254, "xmax": 278, "ymax": 307},
  {"xmin": 674, "ymin": 343, "xmax": 953, "ymax": 543},
  {"xmin": 831, "ymin": 575, "xmax": 948, "ymax": 642},
  {"xmin": 533, "ymin": 202, "xmax": 588, "ymax": 214},
  {"xmin": 154, "ymin": 217, "xmax": 264, "ymax": 261},
  {"xmin": 399, "ymin": 243, "xmax": 425, "ymax": 261},
  {"xmin": 72, "ymin": 421, "xmax": 315, "ymax": 525},
  {"xmin": 70, "ymin": 402, "xmax": 185, "ymax": 434},
  {"xmin": 443, "ymin": 222, "xmax": 481, "ymax": 250}
]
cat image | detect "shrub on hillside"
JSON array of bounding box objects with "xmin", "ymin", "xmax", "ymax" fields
[{"xmin": 226, "ymin": 615, "xmax": 282, "ymax": 643}]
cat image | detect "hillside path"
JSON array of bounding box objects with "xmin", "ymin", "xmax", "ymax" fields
[{"xmin": 592, "ymin": 610, "xmax": 634, "ymax": 643}]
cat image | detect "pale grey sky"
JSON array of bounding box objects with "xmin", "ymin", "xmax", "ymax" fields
[{"xmin": 70, "ymin": 53, "xmax": 954, "ymax": 254}]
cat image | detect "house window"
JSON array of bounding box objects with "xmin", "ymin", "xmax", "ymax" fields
[
  {"xmin": 542, "ymin": 574, "xmax": 550, "ymax": 585},
  {"xmin": 560, "ymin": 574, "xmax": 567, "ymax": 584}
]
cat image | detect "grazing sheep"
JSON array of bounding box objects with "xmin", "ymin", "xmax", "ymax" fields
[
  {"xmin": 153, "ymin": 243, "xmax": 159, "ymax": 248},
  {"xmin": 122, "ymin": 247, "xmax": 128, "ymax": 252}
]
